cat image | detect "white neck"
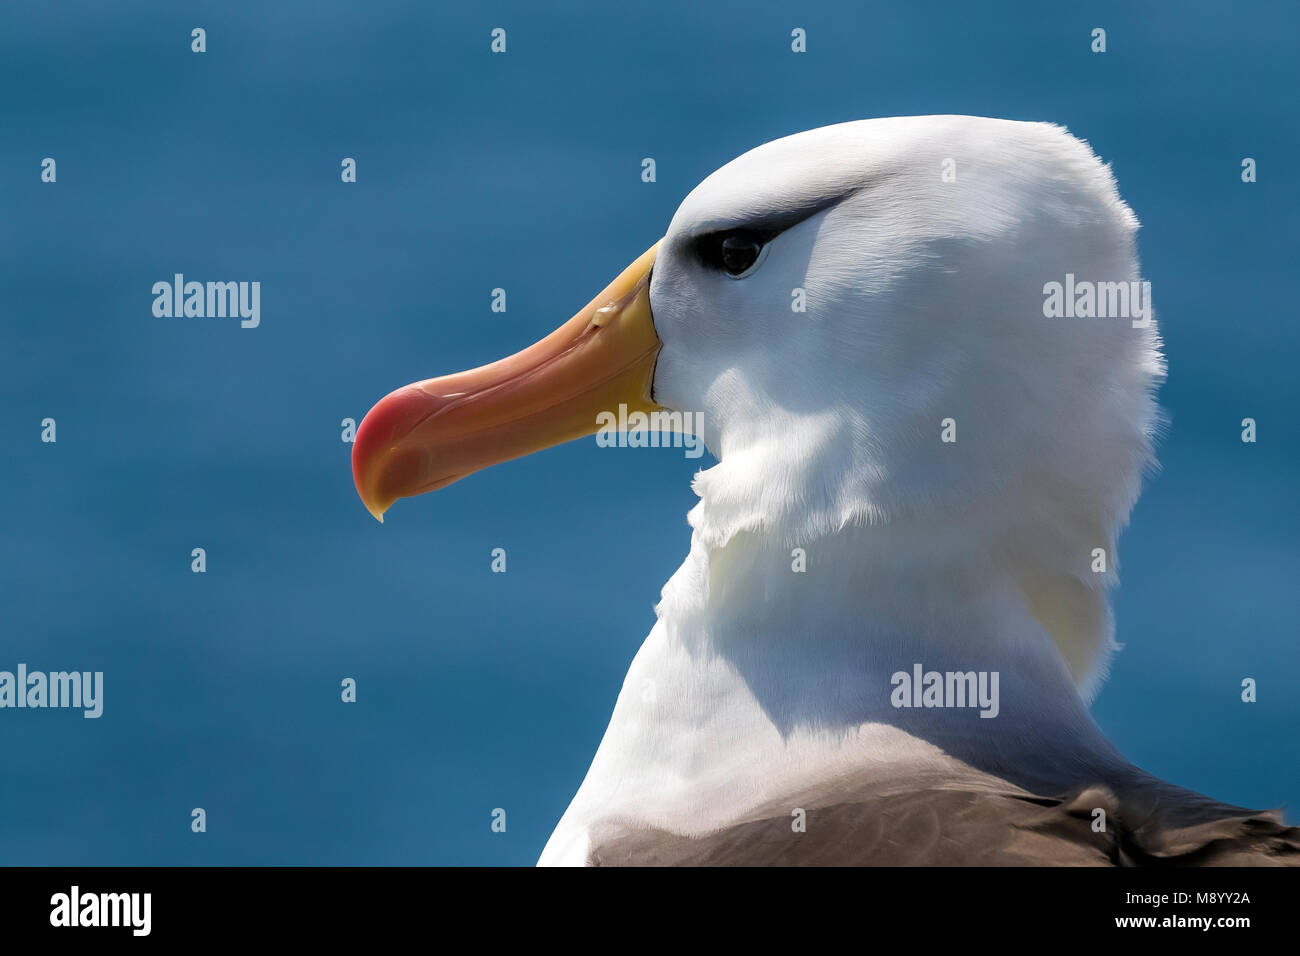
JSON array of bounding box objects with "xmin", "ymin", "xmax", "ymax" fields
[{"xmin": 538, "ymin": 490, "xmax": 1128, "ymax": 865}]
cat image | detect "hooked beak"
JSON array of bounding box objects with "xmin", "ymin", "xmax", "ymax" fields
[{"xmin": 352, "ymin": 244, "xmax": 663, "ymax": 521}]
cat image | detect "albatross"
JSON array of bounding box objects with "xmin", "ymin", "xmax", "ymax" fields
[{"xmin": 351, "ymin": 115, "xmax": 1299, "ymax": 866}]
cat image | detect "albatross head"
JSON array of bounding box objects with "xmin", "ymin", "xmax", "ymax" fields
[{"xmin": 353, "ymin": 115, "xmax": 1164, "ymax": 694}]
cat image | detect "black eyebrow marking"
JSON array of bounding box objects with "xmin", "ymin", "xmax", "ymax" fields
[
  {"xmin": 740, "ymin": 192, "xmax": 848, "ymax": 238},
  {"xmin": 691, "ymin": 190, "xmax": 848, "ymax": 276},
  {"xmin": 693, "ymin": 190, "xmax": 849, "ymax": 245}
]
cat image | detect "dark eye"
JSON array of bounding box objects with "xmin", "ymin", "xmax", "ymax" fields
[{"xmin": 697, "ymin": 230, "xmax": 767, "ymax": 277}]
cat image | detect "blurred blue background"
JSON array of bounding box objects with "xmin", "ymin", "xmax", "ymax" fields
[{"xmin": 1, "ymin": 0, "xmax": 1296, "ymax": 865}]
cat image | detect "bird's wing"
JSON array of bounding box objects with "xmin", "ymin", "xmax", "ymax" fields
[{"xmin": 585, "ymin": 764, "xmax": 1300, "ymax": 866}]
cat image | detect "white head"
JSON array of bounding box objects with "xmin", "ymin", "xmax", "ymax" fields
[{"xmin": 648, "ymin": 116, "xmax": 1164, "ymax": 689}]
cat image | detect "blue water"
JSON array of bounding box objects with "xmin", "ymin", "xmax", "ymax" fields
[{"xmin": 1, "ymin": 1, "xmax": 1296, "ymax": 864}]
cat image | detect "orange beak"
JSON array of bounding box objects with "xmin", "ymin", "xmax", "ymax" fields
[{"xmin": 352, "ymin": 244, "xmax": 663, "ymax": 521}]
